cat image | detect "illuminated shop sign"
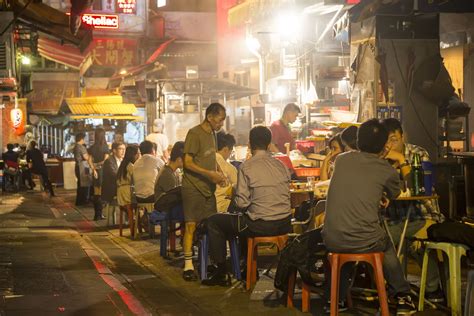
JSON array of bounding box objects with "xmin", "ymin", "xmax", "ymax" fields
[
  {"xmin": 117, "ymin": 0, "xmax": 136, "ymax": 14},
  {"xmin": 82, "ymin": 14, "xmax": 119, "ymax": 29}
]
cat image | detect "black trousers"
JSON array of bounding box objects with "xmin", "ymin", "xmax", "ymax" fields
[
  {"xmin": 206, "ymin": 213, "xmax": 291, "ymax": 264},
  {"xmin": 32, "ymin": 169, "xmax": 54, "ymax": 195},
  {"xmin": 75, "ymin": 165, "xmax": 89, "ymax": 206}
]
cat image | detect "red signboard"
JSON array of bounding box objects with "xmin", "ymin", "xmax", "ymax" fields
[
  {"xmin": 116, "ymin": 0, "xmax": 136, "ymax": 14},
  {"xmin": 91, "ymin": 38, "xmax": 137, "ymax": 67},
  {"xmin": 82, "ymin": 14, "xmax": 119, "ymax": 29}
]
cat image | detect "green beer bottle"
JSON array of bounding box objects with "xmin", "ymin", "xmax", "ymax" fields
[{"xmin": 411, "ymin": 153, "xmax": 425, "ymax": 196}]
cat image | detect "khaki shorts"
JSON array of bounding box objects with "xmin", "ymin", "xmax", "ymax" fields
[{"xmin": 182, "ymin": 186, "xmax": 216, "ymax": 223}]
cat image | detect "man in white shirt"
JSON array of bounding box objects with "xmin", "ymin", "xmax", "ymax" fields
[
  {"xmin": 133, "ymin": 140, "xmax": 165, "ymax": 203},
  {"xmin": 215, "ymin": 132, "xmax": 237, "ymax": 213},
  {"xmin": 146, "ymin": 118, "xmax": 169, "ymax": 162}
]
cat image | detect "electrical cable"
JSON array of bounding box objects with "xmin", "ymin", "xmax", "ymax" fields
[
  {"xmin": 390, "ymin": 39, "xmax": 438, "ymax": 147},
  {"xmin": 0, "ymin": 0, "xmax": 33, "ymax": 37}
]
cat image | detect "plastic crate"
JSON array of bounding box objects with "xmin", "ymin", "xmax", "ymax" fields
[
  {"xmin": 294, "ymin": 167, "xmax": 320, "ymax": 178},
  {"xmin": 274, "ymin": 155, "xmax": 295, "ymax": 171},
  {"xmin": 295, "ymin": 140, "xmax": 315, "ymax": 153}
]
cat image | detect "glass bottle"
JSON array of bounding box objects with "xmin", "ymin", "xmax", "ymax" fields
[{"xmin": 411, "ymin": 153, "xmax": 425, "ymax": 196}]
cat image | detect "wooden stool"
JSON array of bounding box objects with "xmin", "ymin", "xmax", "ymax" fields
[
  {"xmin": 119, "ymin": 205, "xmax": 134, "ymax": 237},
  {"xmin": 287, "ymin": 268, "xmax": 311, "ymax": 312},
  {"xmin": 134, "ymin": 203, "xmax": 154, "ymax": 239},
  {"xmin": 328, "ymin": 252, "xmax": 388, "ymax": 316},
  {"xmin": 246, "ymin": 234, "xmax": 288, "ymax": 290}
]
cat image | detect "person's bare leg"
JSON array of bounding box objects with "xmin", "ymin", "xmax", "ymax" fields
[{"xmin": 183, "ymin": 222, "xmax": 196, "ymax": 281}]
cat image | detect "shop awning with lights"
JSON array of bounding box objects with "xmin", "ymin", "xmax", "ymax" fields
[
  {"xmin": 12, "ymin": 0, "xmax": 91, "ymax": 50},
  {"xmin": 38, "ymin": 37, "xmax": 93, "ymax": 75},
  {"xmin": 61, "ymin": 96, "xmax": 142, "ymax": 120}
]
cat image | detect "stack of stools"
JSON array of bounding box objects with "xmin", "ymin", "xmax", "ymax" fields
[
  {"xmin": 328, "ymin": 252, "xmax": 389, "ymax": 316},
  {"xmin": 418, "ymin": 242, "xmax": 470, "ymax": 316},
  {"xmin": 246, "ymin": 235, "xmax": 288, "ymax": 290}
]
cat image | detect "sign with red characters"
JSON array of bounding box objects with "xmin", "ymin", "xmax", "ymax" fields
[
  {"xmin": 82, "ymin": 14, "xmax": 119, "ymax": 29},
  {"xmin": 116, "ymin": 0, "xmax": 137, "ymax": 14}
]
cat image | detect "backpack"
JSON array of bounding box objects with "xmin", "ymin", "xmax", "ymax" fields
[
  {"xmin": 274, "ymin": 228, "xmax": 326, "ymax": 292},
  {"xmin": 427, "ymin": 221, "xmax": 474, "ymax": 248},
  {"xmin": 154, "ymin": 186, "xmax": 182, "ymax": 212}
]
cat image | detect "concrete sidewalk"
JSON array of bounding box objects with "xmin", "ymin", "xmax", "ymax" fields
[{"xmin": 0, "ymin": 188, "xmax": 451, "ymax": 315}]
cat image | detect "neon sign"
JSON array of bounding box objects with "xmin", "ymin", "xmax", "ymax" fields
[
  {"xmin": 117, "ymin": 0, "xmax": 136, "ymax": 14},
  {"xmin": 81, "ymin": 14, "xmax": 119, "ymax": 29}
]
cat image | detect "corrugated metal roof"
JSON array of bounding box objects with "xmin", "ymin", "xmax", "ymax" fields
[{"xmin": 64, "ymin": 96, "xmax": 138, "ymax": 115}]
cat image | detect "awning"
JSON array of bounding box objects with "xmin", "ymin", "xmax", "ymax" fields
[
  {"xmin": 12, "ymin": 0, "xmax": 91, "ymax": 50},
  {"xmin": 62, "ymin": 96, "xmax": 138, "ymax": 116},
  {"xmin": 108, "ymin": 38, "xmax": 174, "ymax": 89},
  {"xmin": 38, "ymin": 37, "xmax": 92, "ymax": 75},
  {"xmin": 228, "ymin": 0, "xmax": 286, "ymax": 28},
  {"xmin": 70, "ymin": 115, "xmax": 142, "ymax": 121}
]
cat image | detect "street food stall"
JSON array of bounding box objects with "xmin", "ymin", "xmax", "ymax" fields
[{"xmin": 155, "ymin": 78, "xmax": 257, "ymax": 145}]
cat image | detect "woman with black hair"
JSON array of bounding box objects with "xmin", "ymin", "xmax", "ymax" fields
[
  {"xmin": 320, "ymin": 133, "xmax": 345, "ymax": 181},
  {"xmin": 116, "ymin": 145, "xmax": 140, "ymax": 236},
  {"xmin": 88, "ymin": 128, "xmax": 110, "ymax": 220}
]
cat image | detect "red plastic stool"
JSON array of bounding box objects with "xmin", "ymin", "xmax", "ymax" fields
[
  {"xmin": 246, "ymin": 234, "xmax": 288, "ymax": 290},
  {"xmin": 287, "ymin": 268, "xmax": 311, "ymax": 312},
  {"xmin": 328, "ymin": 252, "xmax": 389, "ymax": 316}
]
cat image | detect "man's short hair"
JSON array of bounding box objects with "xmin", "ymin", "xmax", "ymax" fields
[
  {"xmin": 112, "ymin": 142, "xmax": 124, "ymax": 150},
  {"xmin": 341, "ymin": 125, "xmax": 358, "ymax": 150},
  {"xmin": 6, "ymin": 143, "xmax": 13, "ymax": 151},
  {"xmin": 205, "ymin": 103, "xmax": 226, "ymax": 118},
  {"xmin": 283, "ymin": 103, "xmax": 301, "ymax": 114},
  {"xmin": 76, "ymin": 132, "xmax": 85, "ymax": 142},
  {"xmin": 170, "ymin": 141, "xmax": 185, "ymax": 161},
  {"xmin": 217, "ymin": 132, "xmax": 236, "ymax": 151},
  {"xmin": 382, "ymin": 118, "xmax": 403, "ymax": 135},
  {"xmin": 139, "ymin": 140, "xmax": 154, "ymax": 155},
  {"xmin": 357, "ymin": 119, "xmax": 388, "ymax": 154},
  {"xmin": 249, "ymin": 126, "xmax": 272, "ymax": 151}
]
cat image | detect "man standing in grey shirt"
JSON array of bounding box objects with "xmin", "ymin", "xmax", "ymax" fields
[
  {"xmin": 322, "ymin": 119, "xmax": 416, "ymax": 315},
  {"xmin": 202, "ymin": 126, "xmax": 292, "ymax": 286}
]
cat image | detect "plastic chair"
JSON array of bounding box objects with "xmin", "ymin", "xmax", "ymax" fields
[
  {"xmin": 286, "ymin": 268, "xmax": 311, "ymax": 312},
  {"xmin": 418, "ymin": 242, "xmax": 469, "ymax": 316},
  {"xmin": 465, "ymin": 270, "xmax": 474, "ymax": 316},
  {"xmin": 328, "ymin": 252, "xmax": 389, "ymax": 316},
  {"xmin": 199, "ymin": 233, "xmax": 241, "ymax": 281},
  {"xmin": 246, "ymin": 234, "xmax": 288, "ymax": 290}
]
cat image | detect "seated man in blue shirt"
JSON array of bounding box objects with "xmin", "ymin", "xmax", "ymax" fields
[{"xmin": 203, "ymin": 126, "xmax": 292, "ymax": 286}]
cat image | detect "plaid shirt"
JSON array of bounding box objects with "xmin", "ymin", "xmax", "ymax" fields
[{"xmin": 386, "ymin": 143, "xmax": 445, "ymax": 223}]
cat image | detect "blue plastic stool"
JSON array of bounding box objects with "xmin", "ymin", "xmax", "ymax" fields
[
  {"xmin": 199, "ymin": 234, "xmax": 241, "ymax": 281},
  {"xmin": 149, "ymin": 205, "xmax": 184, "ymax": 257}
]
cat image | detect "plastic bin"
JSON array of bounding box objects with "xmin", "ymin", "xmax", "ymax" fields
[{"xmin": 294, "ymin": 167, "xmax": 320, "ymax": 178}]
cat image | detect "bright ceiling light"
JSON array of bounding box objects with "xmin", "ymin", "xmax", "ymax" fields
[
  {"xmin": 157, "ymin": 0, "xmax": 166, "ymax": 8},
  {"xmin": 276, "ymin": 12, "xmax": 301, "ymax": 39},
  {"xmin": 119, "ymin": 69, "xmax": 127, "ymax": 75},
  {"xmin": 21, "ymin": 55, "xmax": 31, "ymax": 65},
  {"xmin": 275, "ymin": 86, "xmax": 287, "ymax": 99},
  {"xmin": 246, "ymin": 36, "xmax": 260, "ymax": 52}
]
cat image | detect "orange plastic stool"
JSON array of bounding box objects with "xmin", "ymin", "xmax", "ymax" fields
[
  {"xmin": 287, "ymin": 268, "xmax": 311, "ymax": 312},
  {"xmin": 328, "ymin": 252, "xmax": 389, "ymax": 316},
  {"xmin": 246, "ymin": 235, "xmax": 288, "ymax": 290}
]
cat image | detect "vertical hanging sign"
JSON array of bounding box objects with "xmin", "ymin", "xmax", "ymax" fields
[{"xmin": 116, "ymin": 0, "xmax": 137, "ymax": 14}]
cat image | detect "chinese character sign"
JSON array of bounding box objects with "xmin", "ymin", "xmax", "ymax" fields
[
  {"xmin": 116, "ymin": 0, "xmax": 136, "ymax": 14},
  {"xmin": 91, "ymin": 38, "xmax": 137, "ymax": 67}
]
